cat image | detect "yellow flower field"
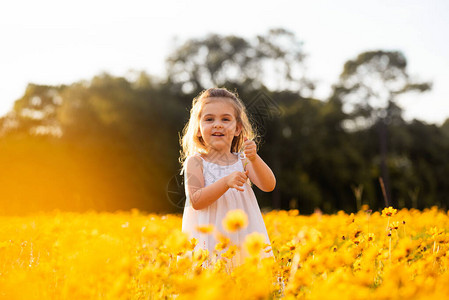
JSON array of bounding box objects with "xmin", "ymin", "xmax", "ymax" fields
[{"xmin": 1, "ymin": 206, "xmax": 449, "ymax": 299}]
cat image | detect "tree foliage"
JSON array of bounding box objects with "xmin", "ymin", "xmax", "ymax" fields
[
  {"xmin": 166, "ymin": 28, "xmax": 312, "ymax": 95},
  {"xmin": 335, "ymin": 50, "xmax": 431, "ymax": 125}
]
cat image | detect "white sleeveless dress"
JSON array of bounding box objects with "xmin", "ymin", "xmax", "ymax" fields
[{"xmin": 181, "ymin": 152, "xmax": 274, "ymax": 268}]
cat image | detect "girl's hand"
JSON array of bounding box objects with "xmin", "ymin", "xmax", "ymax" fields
[
  {"xmin": 243, "ymin": 137, "xmax": 257, "ymax": 161},
  {"xmin": 226, "ymin": 170, "xmax": 249, "ymax": 192}
]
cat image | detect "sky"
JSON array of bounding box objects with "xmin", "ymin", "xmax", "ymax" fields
[{"xmin": 1, "ymin": 0, "xmax": 448, "ymax": 124}]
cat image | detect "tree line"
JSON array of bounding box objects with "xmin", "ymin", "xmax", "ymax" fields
[{"xmin": 1, "ymin": 28, "xmax": 448, "ymax": 215}]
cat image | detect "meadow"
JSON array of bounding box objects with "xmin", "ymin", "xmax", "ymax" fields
[{"xmin": 1, "ymin": 206, "xmax": 449, "ymax": 299}]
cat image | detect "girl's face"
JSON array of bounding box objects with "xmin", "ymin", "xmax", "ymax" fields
[{"xmin": 197, "ymin": 98, "xmax": 241, "ymax": 153}]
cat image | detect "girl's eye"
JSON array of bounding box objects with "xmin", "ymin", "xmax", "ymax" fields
[
  {"xmin": 205, "ymin": 118, "xmax": 213, "ymax": 122},
  {"xmin": 223, "ymin": 118, "xmax": 230, "ymax": 121}
]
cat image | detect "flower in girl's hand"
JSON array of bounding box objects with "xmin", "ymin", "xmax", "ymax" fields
[
  {"xmin": 195, "ymin": 224, "xmax": 214, "ymax": 234},
  {"xmin": 240, "ymin": 152, "xmax": 249, "ymax": 171},
  {"xmin": 223, "ymin": 209, "xmax": 248, "ymax": 233},
  {"xmin": 242, "ymin": 136, "xmax": 257, "ymax": 161},
  {"xmin": 244, "ymin": 232, "xmax": 265, "ymax": 256}
]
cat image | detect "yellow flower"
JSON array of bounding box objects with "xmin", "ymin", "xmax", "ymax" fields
[
  {"xmin": 352, "ymin": 236, "xmax": 364, "ymax": 246},
  {"xmin": 389, "ymin": 221, "xmax": 400, "ymax": 231},
  {"xmin": 222, "ymin": 209, "xmax": 248, "ymax": 233},
  {"xmin": 427, "ymin": 226, "xmax": 443, "ymax": 237},
  {"xmin": 193, "ymin": 248, "xmax": 209, "ymax": 263},
  {"xmin": 189, "ymin": 237, "xmax": 198, "ymax": 250},
  {"xmin": 280, "ymin": 240, "xmax": 296, "ymax": 251},
  {"xmin": 244, "ymin": 232, "xmax": 266, "ymax": 256},
  {"xmin": 164, "ymin": 229, "xmax": 190, "ymax": 255},
  {"xmin": 213, "ymin": 258, "xmax": 226, "ymax": 272},
  {"xmin": 382, "ymin": 206, "xmax": 397, "ymax": 217},
  {"xmin": 222, "ymin": 245, "xmax": 238, "ymax": 259},
  {"xmin": 215, "ymin": 234, "xmax": 230, "ymax": 252},
  {"xmin": 195, "ymin": 224, "xmax": 214, "ymax": 234}
]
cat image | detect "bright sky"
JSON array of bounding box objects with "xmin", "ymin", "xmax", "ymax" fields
[{"xmin": 1, "ymin": 0, "xmax": 448, "ymax": 124}]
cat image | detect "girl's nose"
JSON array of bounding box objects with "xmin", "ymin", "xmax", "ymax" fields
[{"xmin": 213, "ymin": 122, "xmax": 223, "ymax": 128}]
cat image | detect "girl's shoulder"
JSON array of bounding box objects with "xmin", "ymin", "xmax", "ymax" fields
[
  {"xmin": 184, "ymin": 153, "xmax": 204, "ymax": 170},
  {"xmin": 191, "ymin": 152, "xmax": 205, "ymax": 161}
]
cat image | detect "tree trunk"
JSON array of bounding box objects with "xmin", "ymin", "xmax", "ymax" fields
[
  {"xmin": 378, "ymin": 119, "xmax": 391, "ymax": 207},
  {"xmin": 272, "ymin": 120, "xmax": 281, "ymax": 209}
]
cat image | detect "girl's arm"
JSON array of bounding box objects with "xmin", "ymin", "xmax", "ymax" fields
[
  {"xmin": 243, "ymin": 138, "xmax": 276, "ymax": 192},
  {"xmin": 185, "ymin": 156, "xmax": 248, "ymax": 210}
]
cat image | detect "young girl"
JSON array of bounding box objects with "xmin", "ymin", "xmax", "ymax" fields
[{"xmin": 180, "ymin": 87, "xmax": 276, "ymax": 268}]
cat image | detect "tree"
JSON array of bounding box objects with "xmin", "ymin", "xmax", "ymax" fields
[
  {"xmin": 1, "ymin": 84, "xmax": 64, "ymax": 137},
  {"xmin": 332, "ymin": 50, "xmax": 431, "ymax": 207},
  {"xmin": 165, "ymin": 28, "xmax": 313, "ymax": 95}
]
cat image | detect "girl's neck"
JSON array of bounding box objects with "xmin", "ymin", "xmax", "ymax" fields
[{"xmin": 202, "ymin": 149, "xmax": 237, "ymax": 165}]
